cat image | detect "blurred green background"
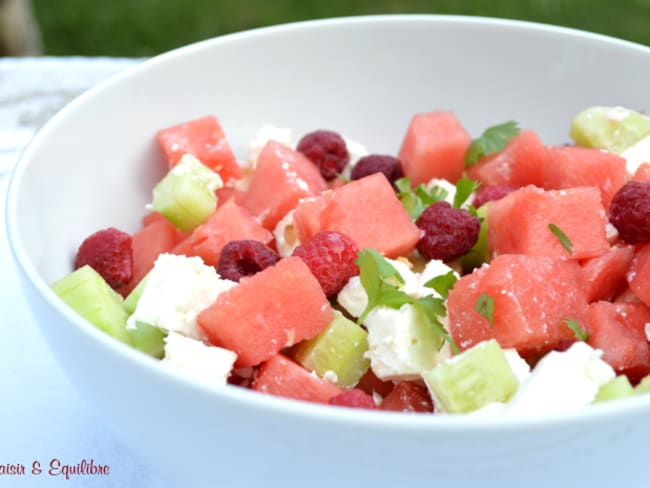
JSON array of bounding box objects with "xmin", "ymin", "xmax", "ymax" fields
[{"xmin": 33, "ymin": 0, "xmax": 650, "ymax": 56}]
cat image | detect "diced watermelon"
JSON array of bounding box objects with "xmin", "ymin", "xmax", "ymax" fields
[
  {"xmin": 627, "ymin": 243, "xmax": 650, "ymax": 308},
  {"xmin": 466, "ymin": 130, "xmax": 546, "ymax": 188},
  {"xmin": 586, "ymin": 301, "xmax": 650, "ymax": 384},
  {"xmin": 355, "ymin": 368, "xmax": 395, "ymax": 398},
  {"xmin": 156, "ymin": 115, "xmax": 243, "ymax": 184},
  {"xmin": 447, "ymin": 254, "xmax": 588, "ymax": 360},
  {"xmin": 580, "ymin": 245, "xmax": 634, "ymax": 303},
  {"xmin": 543, "ymin": 146, "xmax": 626, "ymax": 207},
  {"xmin": 487, "ymin": 185, "xmax": 609, "ymax": 260},
  {"xmin": 379, "ymin": 381, "xmax": 433, "ymax": 413},
  {"xmin": 329, "ymin": 389, "xmax": 377, "ymax": 409},
  {"xmin": 116, "ymin": 219, "xmax": 185, "ymax": 297},
  {"xmin": 616, "ymin": 287, "xmax": 642, "ymax": 304},
  {"xmin": 252, "ymin": 354, "xmax": 343, "ymax": 404},
  {"xmin": 197, "ymin": 257, "xmax": 334, "ymax": 367},
  {"xmin": 215, "ymin": 186, "xmax": 245, "ymax": 206},
  {"xmin": 398, "ymin": 111, "xmax": 471, "ymax": 185},
  {"xmin": 293, "ymin": 173, "xmax": 421, "ymax": 258},
  {"xmin": 172, "ymin": 199, "xmax": 272, "ymax": 269},
  {"xmin": 632, "ymin": 163, "xmax": 650, "ymax": 182},
  {"xmin": 241, "ymin": 141, "xmax": 327, "ymax": 230},
  {"xmin": 141, "ymin": 211, "xmax": 167, "ymax": 227}
]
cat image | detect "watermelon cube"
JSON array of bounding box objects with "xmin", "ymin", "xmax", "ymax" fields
[
  {"xmin": 293, "ymin": 173, "xmax": 421, "ymax": 258},
  {"xmin": 379, "ymin": 381, "xmax": 433, "ymax": 413},
  {"xmin": 543, "ymin": 146, "xmax": 626, "ymax": 208},
  {"xmin": 156, "ymin": 115, "xmax": 243, "ymax": 184},
  {"xmin": 197, "ymin": 256, "xmax": 334, "ymax": 367},
  {"xmin": 252, "ymin": 354, "xmax": 344, "ymax": 404},
  {"xmin": 580, "ymin": 245, "xmax": 634, "ymax": 303},
  {"xmin": 398, "ymin": 111, "xmax": 471, "ymax": 185},
  {"xmin": 241, "ymin": 141, "xmax": 327, "ymax": 229},
  {"xmin": 487, "ymin": 185, "xmax": 610, "ymax": 260},
  {"xmin": 632, "ymin": 163, "xmax": 650, "ymax": 182},
  {"xmin": 586, "ymin": 301, "xmax": 650, "ymax": 384},
  {"xmin": 447, "ymin": 254, "xmax": 588, "ymax": 360},
  {"xmin": 627, "ymin": 243, "xmax": 650, "ymax": 308},
  {"xmin": 172, "ymin": 198, "xmax": 272, "ymax": 269},
  {"xmin": 466, "ymin": 130, "xmax": 546, "ymax": 188}
]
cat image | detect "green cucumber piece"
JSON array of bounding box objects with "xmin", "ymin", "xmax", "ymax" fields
[
  {"xmin": 460, "ymin": 204, "xmax": 489, "ymax": 272},
  {"xmin": 51, "ymin": 265, "xmax": 131, "ymax": 345},
  {"xmin": 292, "ymin": 311, "xmax": 370, "ymax": 389},
  {"xmin": 152, "ymin": 154, "xmax": 221, "ymax": 232},
  {"xmin": 128, "ymin": 322, "xmax": 167, "ymax": 359},
  {"xmin": 422, "ymin": 339, "xmax": 518, "ymax": 413},
  {"xmin": 124, "ymin": 272, "xmax": 150, "ymax": 314},
  {"xmin": 595, "ymin": 375, "xmax": 634, "ymax": 403},
  {"xmin": 570, "ymin": 106, "xmax": 650, "ymax": 154},
  {"xmin": 635, "ymin": 375, "xmax": 650, "ymax": 394}
]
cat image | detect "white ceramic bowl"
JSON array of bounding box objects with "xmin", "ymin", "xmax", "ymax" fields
[{"xmin": 7, "ymin": 15, "xmax": 650, "ymax": 487}]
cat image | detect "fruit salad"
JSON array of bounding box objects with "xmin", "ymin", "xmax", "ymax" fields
[{"xmin": 51, "ymin": 106, "xmax": 650, "ymax": 415}]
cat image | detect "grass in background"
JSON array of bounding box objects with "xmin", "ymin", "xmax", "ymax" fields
[{"xmin": 33, "ymin": 0, "xmax": 650, "ymax": 56}]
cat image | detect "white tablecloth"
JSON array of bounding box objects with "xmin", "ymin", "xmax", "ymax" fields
[{"xmin": 1, "ymin": 57, "xmax": 170, "ymax": 488}]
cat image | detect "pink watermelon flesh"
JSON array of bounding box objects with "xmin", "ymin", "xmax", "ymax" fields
[
  {"xmin": 252, "ymin": 354, "xmax": 343, "ymax": 404},
  {"xmin": 543, "ymin": 146, "xmax": 626, "ymax": 208},
  {"xmin": 241, "ymin": 141, "xmax": 327, "ymax": 230},
  {"xmin": 586, "ymin": 301, "xmax": 650, "ymax": 384},
  {"xmin": 467, "ymin": 130, "xmax": 546, "ymax": 188},
  {"xmin": 627, "ymin": 243, "xmax": 650, "ymax": 308},
  {"xmin": 487, "ymin": 185, "xmax": 609, "ymax": 260},
  {"xmin": 293, "ymin": 173, "xmax": 421, "ymax": 258},
  {"xmin": 398, "ymin": 111, "xmax": 470, "ymax": 185},
  {"xmin": 580, "ymin": 245, "xmax": 634, "ymax": 303},
  {"xmin": 197, "ymin": 256, "xmax": 334, "ymax": 367},
  {"xmin": 447, "ymin": 254, "xmax": 588, "ymax": 361},
  {"xmin": 172, "ymin": 198, "xmax": 272, "ymax": 269},
  {"xmin": 156, "ymin": 115, "xmax": 242, "ymax": 184},
  {"xmin": 632, "ymin": 163, "xmax": 650, "ymax": 182}
]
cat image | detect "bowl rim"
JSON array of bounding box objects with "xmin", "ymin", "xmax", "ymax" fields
[{"xmin": 6, "ymin": 13, "xmax": 650, "ymax": 433}]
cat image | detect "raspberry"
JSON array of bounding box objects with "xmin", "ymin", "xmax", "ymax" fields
[
  {"xmin": 292, "ymin": 231, "xmax": 359, "ymax": 297},
  {"xmin": 296, "ymin": 130, "xmax": 349, "ymax": 181},
  {"xmin": 74, "ymin": 227, "xmax": 133, "ymax": 289},
  {"xmin": 473, "ymin": 184, "xmax": 517, "ymax": 208},
  {"xmin": 217, "ymin": 240, "xmax": 279, "ymax": 282},
  {"xmin": 609, "ymin": 181, "xmax": 650, "ymax": 244},
  {"xmin": 328, "ymin": 388, "xmax": 376, "ymax": 410},
  {"xmin": 350, "ymin": 154, "xmax": 404, "ymax": 188},
  {"xmin": 416, "ymin": 202, "xmax": 480, "ymax": 261}
]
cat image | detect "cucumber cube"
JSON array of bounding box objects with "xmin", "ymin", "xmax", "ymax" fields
[
  {"xmin": 422, "ymin": 339, "xmax": 518, "ymax": 413},
  {"xmin": 124, "ymin": 272, "xmax": 150, "ymax": 314},
  {"xmin": 635, "ymin": 375, "xmax": 650, "ymax": 394},
  {"xmin": 595, "ymin": 375, "xmax": 634, "ymax": 403},
  {"xmin": 570, "ymin": 106, "xmax": 650, "ymax": 154},
  {"xmin": 51, "ymin": 265, "xmax": 131, "ymax": 345},
  {"xmin": 152, "ymin": 154, "xmax": 222, "ymax": 232},
  {"xmin": 292, "ymin": 311, "xmax": 370, "ymax": 389},
  {"xmin": 124, "ymin": 272, "xmax": 166, "ymax": 358}
]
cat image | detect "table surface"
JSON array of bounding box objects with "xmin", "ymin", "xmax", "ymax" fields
[{"xmin": 1, "ymin": 57, "xmax": 170, "ymax": 488}]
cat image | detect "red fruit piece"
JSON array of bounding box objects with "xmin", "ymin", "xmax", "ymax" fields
[
  {"xmin": 609, "ymin": 181, "xmax": 650, "ymax": 244},
  {"xmin": 292, "ymin": 231, "xmax": 359, "ymax": 297},
  {"xmin": 355, "ymin": 368, "xmax": 395, "ymax": 398},
  {"xmin": 580, "ymin": 245, "xmax": 634, "ymax": 303},
  {"xmin": 329, "ymin": 389, "xmax": 377, "ymax": 410},
  {"xmin": 416, "ymin": 201, "xmax": 480, "ymax": 261},
  {"xmin": 472, "ymin": 184, "xmax": 517, "ymax": 208},
  {"xmin": 351, "ymin": 154, "xmax": 404, "ymax": 188},
  {"xmin": 74, "ymin": 228, "xmax": 133, "ymax": 289},
  {"xmin": 297, "ymin": 130, "xmax": 349, "ymax": 181},
  {"xmin": 380, "ymin": 382, "xmax": 433, "ymax": 413},
  {"xmin": 217, "ymin": 240, "xmax": 279, "ymax": 282}
]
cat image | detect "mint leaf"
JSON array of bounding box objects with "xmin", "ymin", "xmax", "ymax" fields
[
  {"xmin": 423, "ymin": 271, "xmax": 458, "ymax": 299},
  {"xmin": 465, "ymin": 121, "xmax": 520, "ymax": 167},
  {"xmin": 564, "ymin": 317, "xmax": 589, "ymax": 341},
  {"xmin": 475, "ymin": 293, "xmax": 495, "ymax": 326},
  {"xmin": 395, "ymin": 177, "xmax": 448, "ymax": 220},
  {"xmin": 453, "ymin": 178, "xmax": 480, "ymax": 209},
  {"xmin": 548, "ymin": 223, "xmax": 573, "ymax": 255}
]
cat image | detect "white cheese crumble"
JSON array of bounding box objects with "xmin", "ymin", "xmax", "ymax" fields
[
  {"xmin": 645, "ymin": 323, "xmax": 650, "ymax": 342},
  {"xmin": 425, "ymin": 178, "xmax": 458, "ymax": 206},
  {"xmin": 607, "ymin": 106, "xmax": 631, "ymax": 123},
  {"xmin": 621, "ymin": 134, "xmax": 650, "ymax": 175},
  {"xmin": 162, "ymin": 331, "xmax": 237, "ymax": 386},
  {"xmin": 248, "ymin": 125, "xmax": 293, "ymax": 168},
  {"xmin": 273, "ymin": 209, "xmax": 300, "ymax": 258},
  {"xmin": 605, "ymin": 222, "xmax": 619, "ymax": 243},
  {"xmin": 126, "ymin": 253, "xmax": 236, "ymax": 340},
  {"xmin": 339, "ymin": 136, "xmax": 369, "ymax": 179}
]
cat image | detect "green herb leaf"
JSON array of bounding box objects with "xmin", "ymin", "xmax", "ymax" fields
[
  {"xmin": 453, "ymin": 178, "xmax": 480, "ymax": 209},
  {"xmin": 395, "ymin": 177, "xmax": 449, "ymax": 220},
  {"xmin": 563, "ymin": 317, "xmax": 590, "ymax": 342},
  {"xmin": 475, "ymin": 293, "xmax": 495, "ymax": 326},
  {"xmin": 423, "ymin": 271, "xmax": 458, "ymax": 299},
  {"xmin": 548, "ymin": 223, "xmax": 573, "ymax": 255},
  {"xmin": 417, "ymin": 296, "xmax": 459, "ymax": 354},
  {"xmin": 465, "ymin": 121, "xmax": 520, "ymax": 167}
]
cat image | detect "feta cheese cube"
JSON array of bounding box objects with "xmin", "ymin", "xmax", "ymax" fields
[
  {"xmin": 163, "ymin": 332, "xmax": 237, "ymax": 386},
  {"xmin": 273, "ymin": 209, "xmax": 300, "ymax": 258},
  {"xmin": 621, "ymin": 134, "xmax": 650, "ymax": 175},
  {"xmin": 127, "ymin": 253, "xmax": 236, "ymax": 340}
]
